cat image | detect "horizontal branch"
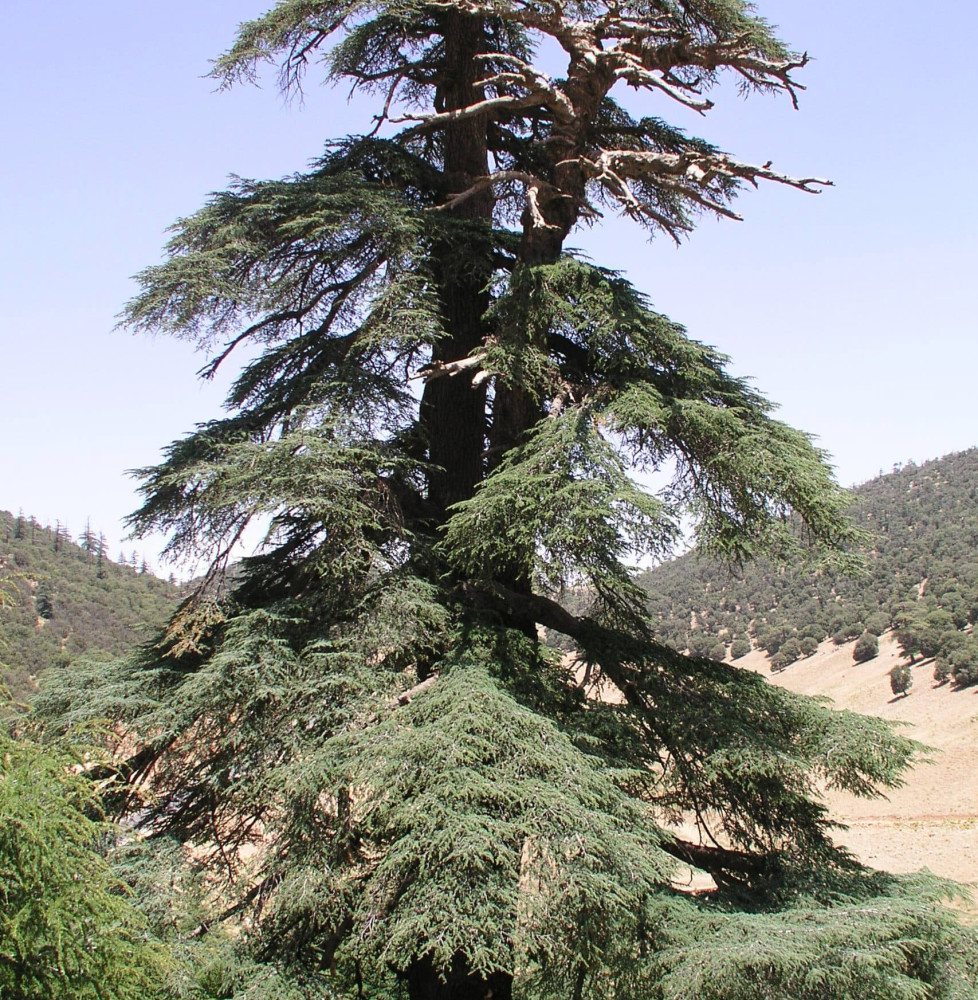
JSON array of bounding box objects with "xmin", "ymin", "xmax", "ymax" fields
[
  {"xmin": 663, "ymin": 837, "xmax": 771, "ymax": 877},
  {"xmin": 389, "ymin": 674, "xmax": 437, "ymax": 708},
  {"xmin": 410, "ymin": 351, "xmax": 487, "ymax": 382}
]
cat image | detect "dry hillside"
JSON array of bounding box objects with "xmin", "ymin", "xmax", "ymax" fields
[{"xmin": 744, "ymin": 633, "xmax": 977, "ymax": 889}]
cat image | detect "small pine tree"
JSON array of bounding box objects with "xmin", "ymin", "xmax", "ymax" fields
[
  {"xmin": 0, "ymin": 728, "xmax": 170, "ymax": 998},
  {"xmin": 95, "ymin": 532, "xmax": 108, "ymax": 579},
  {"xmin": 80, "ymin": 518, "xmax": 97, "ymax": 560},
  {"xmin": 33, "ymin": 581, "xmax": 54, "ymax": 620}
]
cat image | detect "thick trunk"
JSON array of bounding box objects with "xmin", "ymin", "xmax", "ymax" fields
[
  {"xmin": 404, "ymin": 954, "xmax": 513, "ymax": 1000},
  {"xmin": 421, "ymin": 11, "xmax": 491, "ymax": 514}
]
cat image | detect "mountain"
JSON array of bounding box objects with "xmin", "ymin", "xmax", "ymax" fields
[
  {"xmin": 636, "ymin": 449, "xmax": 978, "ymax": 684},
  {"xmin": 0, "ymin": 511, "xmax": 180, "ymax": 702}
]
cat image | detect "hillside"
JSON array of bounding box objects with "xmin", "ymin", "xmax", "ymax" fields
[
  {"xmin": 637, "ymin": 449, "xmax": 978, "ymax": 685},
  {"xmin": 0, "ymin": 511, "xmax": 179, "ymax": 702},
  {"xmin": 750, "ymin": 632, "xmax": 978, "ymax": 894}
]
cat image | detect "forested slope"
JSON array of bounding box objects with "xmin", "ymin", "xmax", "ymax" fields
[
  {"xmin": 0, "ymin": 510, "xmax": 179, "ymax": 701},
  {"xmin": 637, "ymin": 449, "xmax": 978, "ymax": 683}
]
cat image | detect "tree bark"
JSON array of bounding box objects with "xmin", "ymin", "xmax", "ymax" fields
[{"xmin": 421, "ymin": 11, "xmax": 492, "ymax": 514}]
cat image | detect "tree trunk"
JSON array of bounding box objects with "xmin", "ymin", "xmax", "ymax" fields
[
  {"xmin": 403, "ymin": 954, "xmax": 513, "ymax": 1000},
  {"xmin": 421, "ymin": 11, "xmax": 491, "ymax": 514}
]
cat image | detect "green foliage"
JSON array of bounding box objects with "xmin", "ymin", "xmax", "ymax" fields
[
  {"xmin": 0, "ymin": 728, "xmax": 170, "ymax": 999},
  {"xmin": 852, "ymin": 631, "xmax": 879, "ymax": 663},
  {"xmin": 890, "ymin": 664, "xmax": 913, "ymax": 698},
  {"xmin": 638, "ymin": 450, "xmax": 978, "ymax": 679},
  {"xmin": 640, "ymin": 876, "xmax": 978, "ymax": 1000},
  {"xmin": 864, "ymin": 611, "xmax": 889, "ymax": 636},
  {"xmin": 948, "ymin": 637, "xmax": 978, "ymax": 687},
  {"xmin": 0, "ymin": 511, "xmax": 178, "ymax": 703},
  {"xmin": 729, "ymin": 638, "xmax": 751, "ymax": 660},
  {"xmin": 26, "ymin": 3, "xmax": 978, "ymax": 998}
]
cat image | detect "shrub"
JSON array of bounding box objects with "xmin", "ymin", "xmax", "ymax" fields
[
  {"xmin": 853, "ymin": 631, "xmax": 879, "ymax": 663},
  {"xmin": 889, "ymin": 663, "xmax": 913, "ymax": 697},
  {"xmin": 34, "ymin": 582, "xmax": 54, "ymax": 620},
  {"xmin": 799, "ymin": 636, "xmax": 819, "ymax": 657},
  {"xmin": 949, "ymin": 640, "xmax": 978, "ymax": 687},
  {"xmin": 729, "ymin": 639, "xmax": 751, "ymax": 660},
  {"xmin": 779, "ymin": 637, "xmax": 802, "ymax": 663},
  {"xmin": 864, "ymin": 612, "xmax": 889, "ymax": 636},
  {"xmin": 686, "ymin": 633, "xmax": 714, "ymax": 657}
]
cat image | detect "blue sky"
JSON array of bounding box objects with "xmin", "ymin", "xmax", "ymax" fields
[{"xmin": 1, "ymin": 0, "xmax": 975, "ymax": 571}]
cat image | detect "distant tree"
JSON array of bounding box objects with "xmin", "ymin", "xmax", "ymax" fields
[
  {"xmin": 33, "ymin": 582, "xmax": 54, "ymax": 621},
  {"xmin": 890, "ymin": 663, "xmax": 913, "ymax": 698},
  {"xmin": 832, "ymin": 621, "xmax": 864, "ymax": 645},
  {"xmin": 852, "ymin": 631, "xmax": 879, "ymax": 663},
  {"xmin": 933, "ymin": 657, "xmax": 950, "ymax": 686},
  {"xmin": 864, "ymin": 612, "xmax": 889, "ymax": 636},
  {"xmin": 893, "ymin": 609, "xmax": 928, "ymax": 662},
  {"xmin": 708, "ymin": 642, "xmax": 727, "ymax": 661},
  {"xmin": 937, "ymin": 629, "xmax": 966, "ymax": 658},
  {"xmin": 799, "ymin": 635, "xmax": 819, "ymax": 657},
  {"xmin": 96, "ymin": 533, "xmax": 108, "ymax": 579},
  {"xmin": 12, "ymin": 510, "xmax": 24, "ymax": 540},
  {"xmin": 80, "ymin": 518, "xmax": 97, "ymax": 560},
  {"xmin": 779, "ymin": 637, "xmax": 802, "ymax": 663},
  {"xmin": 686, "ymin": 633, "xmax": 714, "ymax": 658},
  {"xmin": 729, "ymin": 639, "xmax": 751, "ymax": 660},
  {"xmin": 949, "ymin": 639, "xmax": 978, "ymax": 687}
]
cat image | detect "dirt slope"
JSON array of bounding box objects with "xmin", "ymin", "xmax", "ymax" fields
[{"xmin": 743, "ymin": 634, "xmax": 978, "ymax": 888}]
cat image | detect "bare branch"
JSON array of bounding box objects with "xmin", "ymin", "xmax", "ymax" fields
[
  {"xmin": 389, "ymin": 675, "xmax": 437, "ymax": 708},
  {"xmin": 411, "ymin": 351, "xmax": 487, "ymax": 382}
]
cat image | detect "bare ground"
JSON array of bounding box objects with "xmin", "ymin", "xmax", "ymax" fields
[{"xmin": 742, "ymin": 633, "xmax": 978, "ymax": 892}]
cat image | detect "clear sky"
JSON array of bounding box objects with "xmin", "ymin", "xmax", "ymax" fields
[{"xmin": 1, "ymin": 0, "xmax": 975, "ymax": 573}]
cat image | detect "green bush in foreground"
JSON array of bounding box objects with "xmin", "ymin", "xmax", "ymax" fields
[{"xmin": 0, "ymin": 728, "xmax": 170, "ymax": 1000}]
